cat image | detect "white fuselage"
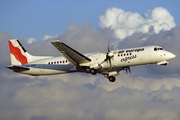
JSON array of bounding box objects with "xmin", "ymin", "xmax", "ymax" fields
[{"xmin": 18, "ymin": 45, "xmax": 175, "ymax": 76}]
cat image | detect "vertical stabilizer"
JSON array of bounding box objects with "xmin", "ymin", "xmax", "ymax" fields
[
  {"xmin": 8, "ymin": 39, "xmax": 52, "ymax": 65},
  {"xmin": 9, "ymin": 39, "xmax": 28, "ymax": 65}
]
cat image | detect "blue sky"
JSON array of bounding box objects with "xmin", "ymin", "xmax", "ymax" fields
[{"xmin": 0, "ymin": 0, "xmax": 180, "ymax": 40}]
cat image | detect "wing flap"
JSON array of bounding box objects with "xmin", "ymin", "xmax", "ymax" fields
[{"xmin": 51, "ymin": 40, "xmax": 91, "ymax": 67}]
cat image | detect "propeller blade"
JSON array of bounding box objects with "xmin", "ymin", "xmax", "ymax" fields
[
  {"xmin": 128, "ymin": 67, "xmax": 131, "ymax": 74},
  {"xmin": 109, "ymin": 57, "xmax": 112, "ymax": 69},
  {"xmin": 108, "ymin": 44, "xmax": 110, "ymax": 52},
  {"xmin": 99, "ymin": 43, "xmax": 114, "ymax": 69},
  {"xmin": 126, "ymin": 68, "xmax": 128, "ymax": 74},
  {"xmin": 125, "ymin": 67, "xmax": 131, "ymax": 74}
]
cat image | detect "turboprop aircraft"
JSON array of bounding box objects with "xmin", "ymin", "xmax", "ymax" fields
[{"xmin": 7, "ymin": 39, "xmax": 176, "ymax": 82}]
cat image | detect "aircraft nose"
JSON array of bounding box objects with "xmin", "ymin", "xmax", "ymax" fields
[
  {"xmin": 168, "ymin": 52, "xmax": 176, "ymax": 60},
  {"xmin": 171, "ymin": 53, "xmax": 176, "ymax": 59}
]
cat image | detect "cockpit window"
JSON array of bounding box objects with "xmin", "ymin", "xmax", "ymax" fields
[
  {"xmin": 154, "ymin": 47, "xmax": 157, "ymax": 51},
  {"xmin": 154, "ymin": 47, "xmax": 163, "ymax": 51}
]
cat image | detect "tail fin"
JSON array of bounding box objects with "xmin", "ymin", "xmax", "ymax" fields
[
  {"xmin": 8, "ymin": 39, "xmax": 52, "ymax": 65},
  {"xmin": 9, "ymin": 39, "xmax": 29, "ymax": 65}
]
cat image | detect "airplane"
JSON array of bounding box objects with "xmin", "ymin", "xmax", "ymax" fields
[{"xmin": 7, "ymin": 39, "xmax": 176, "ymax": 82}]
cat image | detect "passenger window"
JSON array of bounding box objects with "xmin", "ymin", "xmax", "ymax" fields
[
  {"xmin": 57, "ymin": 61, "xmax": 59, "ymax": 64},
  {"xmin": 51, "ymin": 62, "xmax": 53, "ymax": 64},
  {"xmin": 48, "ymin": 62, "xmax": 50, "ymax": 65},
  {"xmin": 154, "ymin": 47, "xmax": 157, "ymax": 51}
]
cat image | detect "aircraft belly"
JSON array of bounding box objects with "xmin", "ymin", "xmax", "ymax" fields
[{"xmin": 20, "ymin": 64, "xmax": 76, "ymax": 75}]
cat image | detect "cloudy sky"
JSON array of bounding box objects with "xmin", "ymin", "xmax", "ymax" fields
[{"xmin": 1, "ymin": 0, "xmax": 180, "ymax": 120}]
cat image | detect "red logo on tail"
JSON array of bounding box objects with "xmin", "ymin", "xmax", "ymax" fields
[{"xmin": 9, "ymin": 40, "xmax": 28, "ymax": 65}]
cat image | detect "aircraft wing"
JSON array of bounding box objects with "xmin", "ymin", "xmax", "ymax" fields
[{"xmin": 51, "ymin": 40, "xmax": 91, "ymax": 68}]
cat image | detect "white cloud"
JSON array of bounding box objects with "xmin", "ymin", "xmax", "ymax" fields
[
  {"xmin": 99, "ymin": 7, "xmax": 176, "ymax": 40},
  {"xmin": 43, "ymin": 35, "xmax": 58, "ymax": 41},
  {"xmin": 1, "ymin": 71, "xmax": 180, "ymax": 120},
  {"xmin": 25, "ymin": 38, "xmax": 37, "ymax": 44},
  {"xmin": 95, "ymin": 74, "xmax": 180, "ymax": 92}
]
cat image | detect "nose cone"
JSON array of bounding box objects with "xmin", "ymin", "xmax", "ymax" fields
[
  {"xmin": 172, "ymin": 53, "xmax": 176, "ymax": 58},
  {"xmin": 168, "ymin": 52, "xmax": 176, "ymax": 60}
]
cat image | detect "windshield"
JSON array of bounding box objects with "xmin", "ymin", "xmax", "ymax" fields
[{"xmin": 154, "ymin": 47, "xmax": 163, "ymax": 51}]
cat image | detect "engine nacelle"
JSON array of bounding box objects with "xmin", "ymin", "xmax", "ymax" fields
[
  {"xmin": 157, "ymin": 60, "xmax": 169, "ymax": 66},
  {"xmin": 108, "ymin": 71, "xmax": 120, "ymax": 77},
  {"xmin": 90, "ymin": 63, "xmax": 101, "ymax": 69}
]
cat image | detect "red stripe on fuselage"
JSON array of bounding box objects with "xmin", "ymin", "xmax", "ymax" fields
[{"xmin": 9, "ymin": 40, "xmax": 28, "ymax": 65}]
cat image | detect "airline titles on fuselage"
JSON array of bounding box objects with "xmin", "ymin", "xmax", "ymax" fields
[{"xmin": 118, "ymin": 48, "xmax": 144, "ymax": 62}]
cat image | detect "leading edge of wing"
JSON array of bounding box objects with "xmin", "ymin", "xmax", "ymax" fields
[{"xmin": 51, "ymin": 40, "xmax": 91, "ymax": 67}]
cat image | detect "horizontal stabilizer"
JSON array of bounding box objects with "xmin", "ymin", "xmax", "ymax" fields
[{"xmin": 6, "ymin": 65, "xmax": 30, "ymax": 72}]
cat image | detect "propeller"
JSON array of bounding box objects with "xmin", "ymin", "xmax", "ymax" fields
[
  {"xmin": 124, "ymin": 66, "xmax": 131, "ymax": 74},
  {"xmin": 100, "ymin": 44, "xmax": 114, "ymax": 68}
]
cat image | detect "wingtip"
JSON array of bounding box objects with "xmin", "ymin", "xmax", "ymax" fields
[{"xmin": 51, "ymin": 40, "xmax": 62, "ymax": 43}]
